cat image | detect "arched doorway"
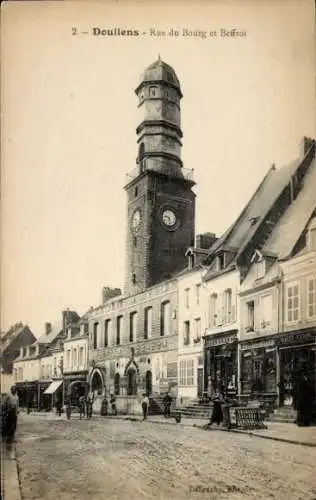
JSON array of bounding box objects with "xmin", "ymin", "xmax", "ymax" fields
[
  {"xmin": 91, "ymin": 371, "xmax": 103, "ymax": 396},
  {"xmin": 127, "ymin": 367, "xmax": 137, "ymax": 395},
  {"xmin": 114, "ymin": 373, "xmax": 120, "ymax": 395},
  {"xmin": 145, "ymin": 370, "xmax": 152, "ymax": 395}
]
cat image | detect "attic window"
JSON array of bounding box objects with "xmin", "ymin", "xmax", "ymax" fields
[
  {"xmin": 188, "ymin": 252, "xmax": 195, "ymax": 270},
  {"xmin": 216, "ymin": 254, "xmax": 225, "ymax": 271},
  {"xmin": 310, "ymin": 228, "xmax": 316, "ymax": 251},
  {"xmin": 256, "ymin": 259, "xmax": 265, "ymax": 280}
]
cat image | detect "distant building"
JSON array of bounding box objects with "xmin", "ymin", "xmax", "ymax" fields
[
  {"xmin": 0, "ymin": 323, "xmax": 36, "ymax": 394},
  {"xmin": 13, "ymin": 310, "xmax": 81, "ymax": 410}
]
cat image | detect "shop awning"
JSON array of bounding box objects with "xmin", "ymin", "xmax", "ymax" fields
[{"xmin": 44, "ymin": 380, "xmax": 63, "ymax": 394}]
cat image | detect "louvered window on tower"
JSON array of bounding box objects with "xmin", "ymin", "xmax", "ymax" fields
[{"xmin": 132, "ymin": 273, "xmax": 136, "ymax": 284}]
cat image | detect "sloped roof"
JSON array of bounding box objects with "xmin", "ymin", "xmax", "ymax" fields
[
  {"xmin": 36, "ymin": 329, "xmax": 61, "ymax": 345},
  {"xmin": 137, "ymin": 58, "xmax": 181, "ymax": 91},
  {"xmin": 1, "ymin": 325, "xmax": 28, "ymax": 351},
  {"xmin": 203, "ymin": 142, "xmax": 315, "ymax": 282},
  {"xmin": 263, "ymin": 158, "xmax": 316, "ymax": 259}
]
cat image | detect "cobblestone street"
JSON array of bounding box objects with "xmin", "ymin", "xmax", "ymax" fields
[{"xmin": 12, "ymin": 414, "xmax": 316, "ymax": 500}]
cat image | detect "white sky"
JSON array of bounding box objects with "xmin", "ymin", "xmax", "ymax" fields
[{"xmin": 1, "ymin": 0, "xmax": 315, "ymax": 337}]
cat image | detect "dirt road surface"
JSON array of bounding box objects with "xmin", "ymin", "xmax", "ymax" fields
[{"xmin": 16, "ymin": 415, "xmax": 316, "ymax": 500}]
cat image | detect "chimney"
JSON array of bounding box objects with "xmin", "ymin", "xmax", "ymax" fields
[
  {"xmin": 196, "ymin": 232, "xmax": 217, "ymax": 250},
  {"xmin": 102, "ymin": 287, "xmax": 122, "ymax": 303},
  {"xmin": 45, "ymin": 322, "xmax": 52, "ymax": 335}
]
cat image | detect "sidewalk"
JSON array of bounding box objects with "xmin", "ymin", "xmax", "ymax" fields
[
  {"xmin": 1, "ymin": 445, "xmax": 21, "ymax": 500},
  {"xmin": 20, "ymin": 412, "xmax": 316, "ymax": 447}
]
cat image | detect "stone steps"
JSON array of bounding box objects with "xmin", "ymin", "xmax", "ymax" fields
[{"xmin": 267, "ymin": 407, "xmax": 297, "ymax": 424}]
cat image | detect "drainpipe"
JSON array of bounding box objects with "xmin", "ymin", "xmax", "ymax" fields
[{"xmin": 275, "ymin": 276, "xmax": 282, "ymax": 407}]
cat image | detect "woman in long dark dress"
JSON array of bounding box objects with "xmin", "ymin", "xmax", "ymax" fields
[
  {"xmin": 295, "ymin": 370, "xmax": 314, "ymax": 427},
  {"xmin": 209, "ymin": 392, "xmax": 224, "ymax": 426}
]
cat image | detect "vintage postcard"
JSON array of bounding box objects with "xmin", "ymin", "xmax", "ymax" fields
[{"xmin": 1, "ymin": 1, "xmax": 315, "ymax": 499}]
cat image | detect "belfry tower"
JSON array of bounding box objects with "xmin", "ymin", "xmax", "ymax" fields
[{"xmin": 124, "ymin": 58, "xmax": 196, "ymax": 296}]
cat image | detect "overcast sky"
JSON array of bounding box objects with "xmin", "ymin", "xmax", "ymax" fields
[{"xmin": 1, "ymin": 0, "xmax": 315, "ymax": 337}]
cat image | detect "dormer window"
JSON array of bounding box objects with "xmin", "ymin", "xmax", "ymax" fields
[
  {"xmin": 216, "ymin": 254, "xmax": 225, "ymax": 272},
  {"xmin": 256, "ymin": 259, "xmax": 265, "ymax": 279},
  {"xmin": 309, "ymin": 227, "xmax": 316, "ymax": 251}
]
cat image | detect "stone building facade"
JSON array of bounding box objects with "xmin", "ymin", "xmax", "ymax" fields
[{"xmin": 88, "ymin": 279, "xmax": 178, "ymax": 413}]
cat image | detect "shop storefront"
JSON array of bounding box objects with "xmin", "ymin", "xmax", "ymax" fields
[
  {"xmin": 276, "ymin": 329, "xmax": 316, "ymax": 408},
  {"xmin": 64, "ymin": 371, "xmax": 89, "ymax": 404},
  {"xmin": 204, "ymin": 331, "xmax": 238, "ymax": 398},
  {"xmin": 15, "ymin": 381, "xmax": 39, "ymax": 409},
  {"xmin": 240, "ymin": 338, "xmax": 277, "ymax": 404}
]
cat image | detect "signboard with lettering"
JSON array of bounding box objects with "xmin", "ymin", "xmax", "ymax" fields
[
  {"xmin": 275, "ymin": 331, "xmax": 316, "ymax": 346},
  {"xmin": 205, "ymin": 333, "xmax": 237, "ymax": 348}
]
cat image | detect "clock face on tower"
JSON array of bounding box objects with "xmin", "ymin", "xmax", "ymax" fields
[
  {"xmin": 132, "ymin": 209, "xmax": 141, "ymax": 231},
  {"xmin": 161, "ymin": 209, "xmax": 179, "ymax": 230}
]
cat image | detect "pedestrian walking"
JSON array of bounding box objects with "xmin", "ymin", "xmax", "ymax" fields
[
  {"xmin": 110, "ymin": 394, "xmax": 117, "ymax": 416},
  {"xmin": 86, "ymin": 394, "xmax": 93, "ymax": 419},
  {"xmin": 1, "ymin": 385, "xmax": 19, "ymax": 457},
  {"xmin": 141, "ymin": 393, "xmax": 149, "ymax": 420},
  {"xmin": 65, "ymin": 398, "xmax": 71, "ymax": 420},
  {"xmin": 100, "ymin": 396, "xmax": 108, "ymax": 416},
  {"xmin": 163, "ymin": 393, "xmax": 172, "ymax": 418},
  {"xmin": 56, "ymin": 398, "xmax": 62, "ymax": 417},
  {"xmin": 78, "ymin": 396, "xmax": 86, "ymax": 419}
]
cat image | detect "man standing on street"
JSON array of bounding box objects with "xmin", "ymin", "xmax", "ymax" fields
[
  {"xmin": 141, "ymin": 393, "xmax": 149, "ymax": 421},
  {"xmin": 1, "ymin": 385, "xmax": 19, "ymax": 457}
]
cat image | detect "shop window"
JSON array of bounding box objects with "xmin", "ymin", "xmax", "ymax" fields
[
  {"xmin": 129, "ymin": 311, "xmax": 137, "ymax": 342},
  {"xmin": 144, "ymin": 306, "xmax": 152, "ymax": 339},
  {"xmin": 183, "ymin": 320, "xmax": 190, "ymax": 345},
  {"xmin": 104, "ymin": 319, "xmax": 111, "ymax": 347},
  {"xmin": 308, "ymin": 278, "xmax": 316, "ymax": 318},
  {"xmin": 245, "ymin": 301, "xmax": 255, "ymax": 332},
  {"xmin": 160, "ymin": 301, "xmax": 170, "ymax": 336},
  {"xmin": 287, "ymin": 283, "xmax": 299, "ymax": 322}
]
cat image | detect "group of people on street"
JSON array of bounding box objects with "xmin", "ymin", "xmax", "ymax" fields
[{"xmin": 1, "ymin": 385, "xmax": 19, "ymax": 457}]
